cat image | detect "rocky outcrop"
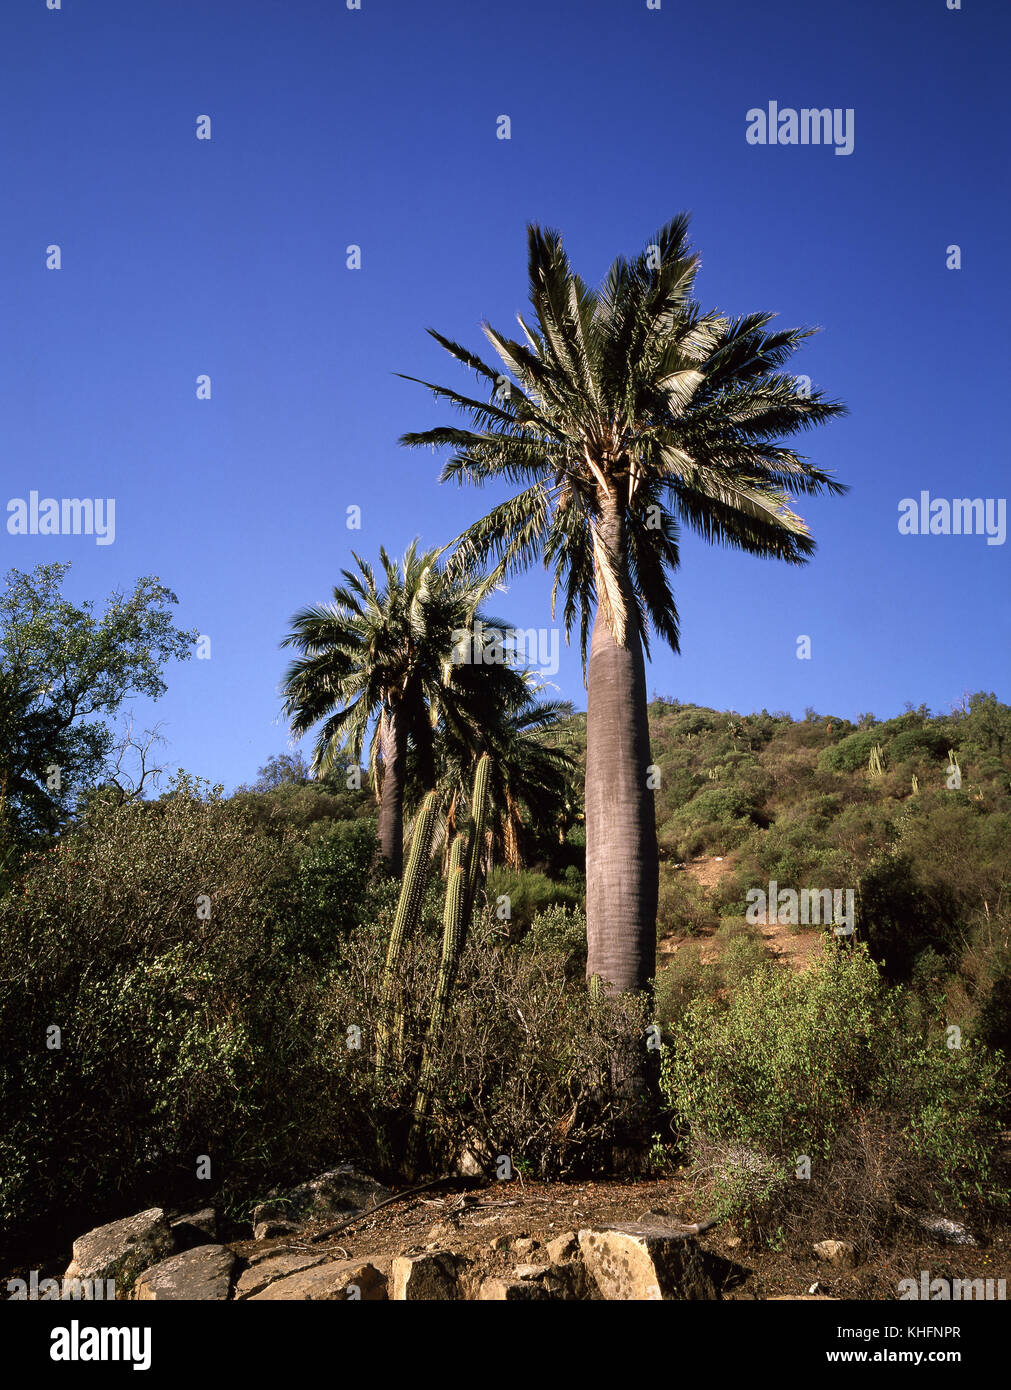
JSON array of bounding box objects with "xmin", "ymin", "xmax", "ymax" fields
[
  {"xmin": 578, "ymin": 1223, "xmax": 718, "ymax": 1300},
  {"xmin": 248, "ymin": 1258, "xmax": 388, "ymax": 1301},
  {"xmin": 251, "ymin": 1166, "xmax": 391, "ymax": 1233},
  {"xmin": 392, "ymin": 1252, "xmax": 463, "ymax": 1300},
  {"xmin": 64, "ymin": 1208, "xmax": 175, "ymax": 1296},
  {"xmin": 134, "ymin": 1245, "xmax": 236, "ymax": 1301}
]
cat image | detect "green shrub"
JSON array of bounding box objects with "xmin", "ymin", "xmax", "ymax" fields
[{"xmin": 660, "ymin": 944, "xmax": 1006, "ymax": 1229}]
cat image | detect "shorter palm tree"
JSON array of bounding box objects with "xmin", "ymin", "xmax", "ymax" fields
[{"xmin": 280, "ymin": 543, "xmax": 507, "ymax": 876}]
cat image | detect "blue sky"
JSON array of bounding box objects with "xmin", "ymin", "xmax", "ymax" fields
[{"xmin": 2, "ymin": 0, "xmax": 1008, "ymax": 791}]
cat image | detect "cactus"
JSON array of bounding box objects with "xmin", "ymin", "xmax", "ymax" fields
[
  {"xmin": 406, "ymin": 754, "xmax": 491, "ymax": 1172},
  {"xmin": 376, "ymin": 790, "xmax": 439, "ymax": 1081},
  {"xmin": 911, "ymin": 773, "xmax": 919, "ymax": 795},
  {"xmin": 868, "ymin": 743, "xmax": 884, "ymax": 778}
]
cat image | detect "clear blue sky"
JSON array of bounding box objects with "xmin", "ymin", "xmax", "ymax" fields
[{"xmin": 2, "ymin": 0, "xmax": 1008, "ymax": 791}]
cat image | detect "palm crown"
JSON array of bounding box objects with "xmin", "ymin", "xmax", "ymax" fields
[{"xmin": 400, "ymin": 215, "xmax": 847, "ymax": 660}]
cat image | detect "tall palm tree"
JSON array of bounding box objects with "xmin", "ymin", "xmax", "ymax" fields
[
  {"xmin": 400, "ymin": 215, "xmax": 846, "ymax": 991},
  {"xmin": 280, "ymin": 543, "xmax": 501, "ymax": 875}
]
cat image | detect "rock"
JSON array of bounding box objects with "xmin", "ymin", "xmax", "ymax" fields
[
  {"xmin": 512, "ymin": 1237, "xmax": 540, "ymax": 1257},
  {"xmin": 133, "ymin": 1245, "xmax": 236, "ymax": 1301},
  {"xmin": 514, "ymin": 1263, "xmax": 550, "ymax": 1280},
  {"xmin": 170, "ymin": 1209, "xmax": 217, "ymax": 1251},
  {"xmin": 392, "ymin": 1252, "xmax": 461, "ymax": 1301},
  {"xmin": 253, "ymin": 1220, "xmax": 297, "ymax": 1241},
  {"xmin": 251, "ymin": 1166, "xmax": 392, "ymax": 1231},
  {"xmin": 249, "ymin": 1259, "xmax": 387, "ymax": 1301},
  {"xmin": 65, "ymin": 1209, "xmax": 175, "ymax": 1296},
  {"xmin": 490, "ymin": 1235, "xmax": 511, "ymax": 1252},
  {"xmin": 234, "ymin": 1252, "xmax": 332, "ymax": 1300},
  {"xmin": 544, "ymin": 1231, "xmax": 580, "ymax": 1264},
  {"xmin": 919, "ymin": 1216, "xmax": 978, "ymax": 1247},
  {"xmin": 578, "ymin": 1224, "xmax": 718, "ymax": 1301},
  {"xmin": 813, "ymin": 1239, "xmax": 858, "ymax": 1270},
  {"xmin": 478, "ymin": 1277, "xmax": 551, "ymax": 1301}
]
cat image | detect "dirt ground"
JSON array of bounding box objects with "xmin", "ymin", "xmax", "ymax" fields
[{"xmin": 230, "ymin": 1174, "xmax": 1011, "ymax": 1300}]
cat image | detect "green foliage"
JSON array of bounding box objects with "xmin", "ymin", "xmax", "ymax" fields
[
  {"xmin": 0, "ymin": 563, "xmax": 196, "ymax": 845},
  {"xmin": 485, "ymin": 866, "xmax": 583, "ymax": 931},
  {"xmin": 661, "ymin": 945, "xmax": 1006, "ymax": 1221}
]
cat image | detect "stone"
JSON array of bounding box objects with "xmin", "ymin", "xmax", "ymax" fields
[
  {"xmin": 392, "ymin": 1252, "xmax": 461, "ymax": 1300},
  {"xmin": 170, "ymin": 1209, "xmax": 217, "ymax": 1250},
  {"xmin": 513, "ymin": 1263, "xmax": 550, "ymax": 1280},
  {"xmin": 249, "ymin": 1259, "xmax": 387, "ymax": 1301},
  {"xmin": 478, "ymin": 1277, "xmax": 551, "ymax": 1301},
  {"xmin": 813, "ymin": 1239, "xmax": 858, "ymax": 1270},
  {"xmin": 253, "ymin": 1220, "xmax": 297, "ymax": 1241},
  {"xmin": 578, "ymin": 1224, "xmax": 718, "ymax": 1301},
  {"xmin": 919, "ymin": 1216, "xmax": 978, "ymax": 1247},
  {"xmin": 133, "ymin": 1245, "xmax": 236, "ymax": 1301},
  {"xmin": 512, "ymin": 1237, "xmax": 539, "ymax": 1257},
  {"xmin": 544, "ymin": 1231, "xmax": 580, "ymax": 1264},
  {"xmin": 65, "ymin": 1208, "xmax": 175, "ymax": 1296},
  {"xmin": 234, "ymin": 1251, "xmax": 332, "ymax": 1300},
  {"xmin": 252, "ymin": 1166, "xmax": 392, "ymax": 1230}
]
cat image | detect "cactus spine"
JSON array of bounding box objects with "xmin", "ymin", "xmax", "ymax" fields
[
  {"xmin": 406, "ymin": 755, "xmax": 490, "ymax": 1172},
  {"xmin": 376, "ymin": 790, "xmax": 439, "ymax": 1081}
]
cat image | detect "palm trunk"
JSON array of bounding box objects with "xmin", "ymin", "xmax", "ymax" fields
[
  {"xmin": 584, "ymin": 498, "xmax": 658, "ymax": 994},
  {"xmin": 377, "ymin": 708, "xmax": 408, "ymax": 876}
]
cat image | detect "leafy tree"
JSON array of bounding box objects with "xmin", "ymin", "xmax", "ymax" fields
[
  {"xmin": 0, "ymin": 563, "xmax": 196, "ymax": 849},
  {"xmin": 400, "ymin": 216, "xmax": 846, "ymax": 990}
]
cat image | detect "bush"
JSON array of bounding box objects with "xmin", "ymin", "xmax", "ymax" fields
[
  {"xmin": 660, "ymin": 944, "xmax": 1006, "ymax": 1239},
  {"xmin": 484, "ymin": 866, "xmax": 582, "ymax": 932},
  {"xmin": 521, "ymin": 903, "xmax": 587, "ymax": 981}
]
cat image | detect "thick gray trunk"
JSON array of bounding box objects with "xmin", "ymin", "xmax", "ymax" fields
[
  {"xmin": 584, "ymin": 499, "xmax": 658, "ymax": 994},
  {"xmin": 377, "ymin": 709, "xmax": 407, "ymax": 877}
]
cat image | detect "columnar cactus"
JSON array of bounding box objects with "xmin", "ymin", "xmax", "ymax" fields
[
  {"xmin": 406, "ymin": 755, "xmax": 490, "ymax": 1171},
  {"xmin": 376, "ymin": 790, "xmax": 439, "ymax": 1080}
]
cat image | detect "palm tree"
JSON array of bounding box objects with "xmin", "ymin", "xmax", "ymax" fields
[
  {"xmin": 432, "ymin": 672, "xmax": 575, "ymax": 870},
  {"xmin": 400, "ymin": 216, "xmax": 846, "ymax": 991},
  {"xmin": 280, "ymin": 543, "xmax": 500, "ymax": 875}
]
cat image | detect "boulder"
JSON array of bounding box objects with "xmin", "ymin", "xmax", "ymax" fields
[
  {"xmin": 919, "ymin": 1215, "xmax": 978, "ymax": 1247},
  {"xmin": 249, "ymin": 1259, "xmax": 387, "ymax": 1301},
  {"xmin": 65, "ymin": 1208, "xmax": 175, "ymax": 1295},
  {"xmin": 544, "ymin": 1231, "xmax": 580, "ymax": 1264},
  {"xmin": 133, "ymin": 1245, "xmax": 236, "ymax": 1301},
  {"xmin": 253, "ymin": 1220, "xmax": 297, "ymax": 1241},
  {"xmin": 392, "ymin": 1252, "xmax": 461, "ymax": 1301},
  {"xmin": 234, "ymin": 1251, "xmax": 332, "ymax": 1300},
  {"xmin": 578, "ymin": 1224, "xmax": 717, "ymax": 1301},
  {"xmin": 251, "ymin": 1166, "xmax": 391, "ymax": 1231},
  {"xmin": 170, "ymin": 1209, "xmax": 217, "ymax": 1251},
  {"xmin": 813, "ymin": 1239, "xmax": 858, "ymax": 1270}
]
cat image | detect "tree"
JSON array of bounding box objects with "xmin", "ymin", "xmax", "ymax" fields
[
  {"xmin": 430, "ymin": 671, "xmax": 575, "ymax": 869},
  {"xmin": 0, "ymin": 563, "xmax": 196, "ymax": 848},
  {"xmin": 280, "ymin": 542, "xmax": 505, "ymax": 876},
  {"xmin": 400, "ymin": 216, "xmax": 846, "ymax": 992}
]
